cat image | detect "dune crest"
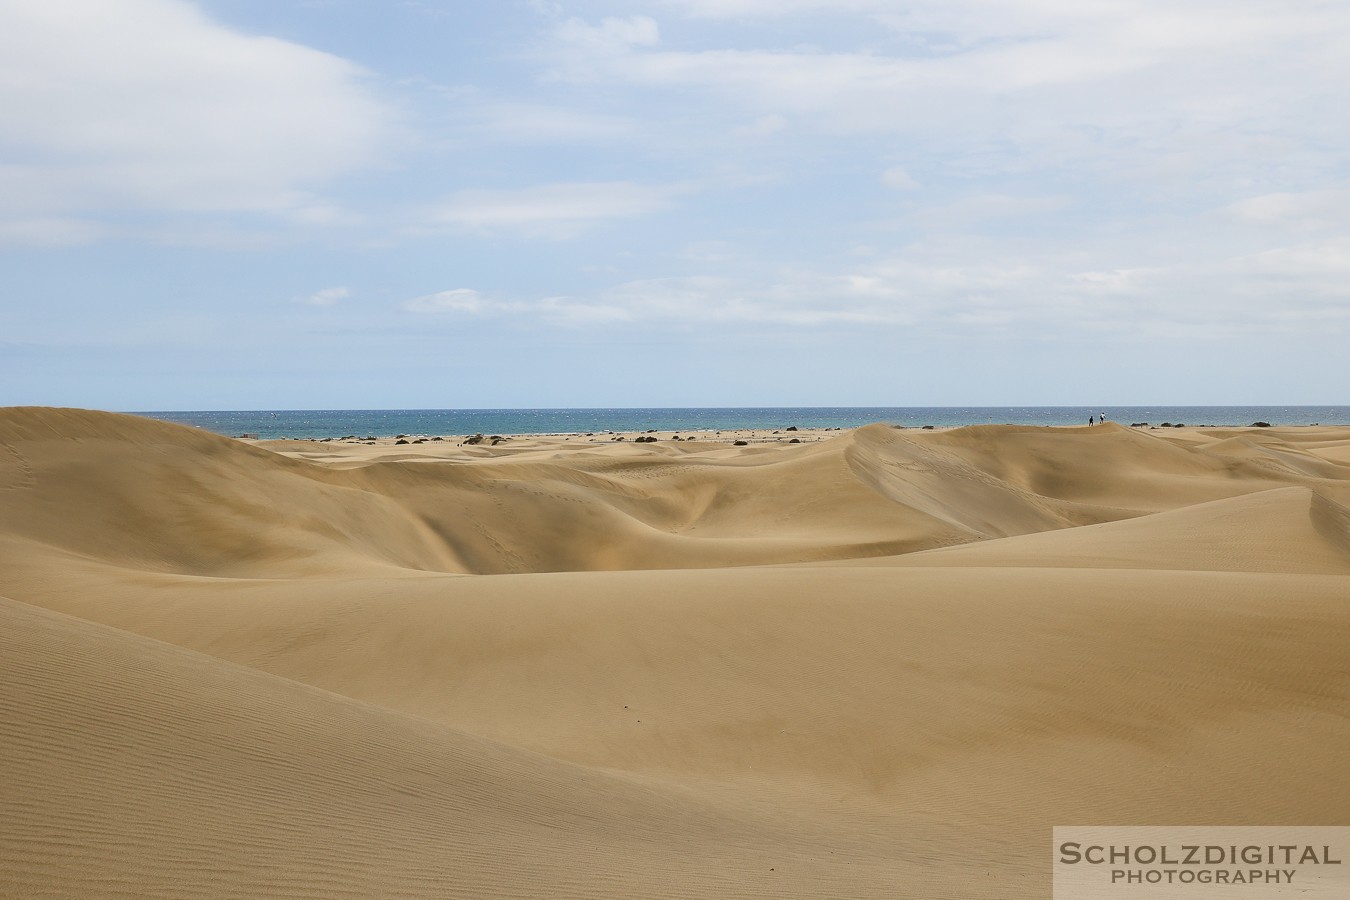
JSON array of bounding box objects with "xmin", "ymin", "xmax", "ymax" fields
[{"xmin": 843, "ymin": 486, "xmax": 1350, "ymax": 574}]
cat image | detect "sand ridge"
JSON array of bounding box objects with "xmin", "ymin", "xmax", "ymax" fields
[
  {"xmin": 4, "ymin": 410, "xmax": 1348, "ymax": 577},
  {"xmin": 2, "ymin": 407, "xmax": 1348, "ymax": 897}
]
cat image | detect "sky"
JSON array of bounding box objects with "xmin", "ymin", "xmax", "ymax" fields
[{"xmin": 2, "ymin": 0, "xmax": 1348, "ymax": 410}]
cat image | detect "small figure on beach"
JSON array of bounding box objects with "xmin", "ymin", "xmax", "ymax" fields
[{"xmin": 1088, "ymin": 415, "xmax": 1095, "ymax": 426}]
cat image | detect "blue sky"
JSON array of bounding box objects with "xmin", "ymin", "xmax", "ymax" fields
[{"xmin": 2, "ymin": 0, "xmax": 1348, "ymax": 409}]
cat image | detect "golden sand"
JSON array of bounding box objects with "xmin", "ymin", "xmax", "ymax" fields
[{"xmin": 2, "ymin": 408, "xmax": 1348, "ymax": 897}]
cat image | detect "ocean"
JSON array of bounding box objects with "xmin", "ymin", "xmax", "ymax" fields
[{"xmin": 132, "ymin": 406, "xmax": 1350, "ymax": 440}]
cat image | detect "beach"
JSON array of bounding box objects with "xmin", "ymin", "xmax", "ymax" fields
[{"xmin": 2, "ymin": 407, "xmax": 1348, "ymax": 897}]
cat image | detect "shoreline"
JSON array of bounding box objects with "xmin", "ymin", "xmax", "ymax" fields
[
  {"xmin": 123, "ymin": 406, "xmax": 1350, "ymax": 442},
  {"xmin": 252, "ymin": 425, "xmax": 850, "ymax": 448},
  {"xmin": 246, "ymin": 421, "xmax": 1346, "ymax": 448}
]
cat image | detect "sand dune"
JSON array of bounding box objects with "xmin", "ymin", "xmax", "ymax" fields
[
  {"xmin": 6, "ymin": 409, "xmax": 1346, "ymax": 577},
  {"xmin": 835, "ymin": 486, "xmax": 1350, "ymax": 574},
  {"xmin": 2, "ymin": 407, "xmax": 1348, "ymax": 897},
  {"xmin": 0, "ymin": 595, "xmax": 920, "ymax": 898}
]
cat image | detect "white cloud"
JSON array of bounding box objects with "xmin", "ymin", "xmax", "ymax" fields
[
  {"xmin": 528, "ymin": 0, "xmax": 565, "ymax": 17},
  {"xmin": 734, "ymin": 114, "xmax": 789, "ymax": 137},
  {"xmin": 0, "ymin": 217, "xmax": 108, "ymax": 247},
  {"xmin": 449, "ymin": 100, "xmax": 637, "ymax": 144},
  {"xmin": 1225, "ymin": 190, "xmax": 1350, "ymax": 232},
  {"xmin": 832, "ymin": 233, "xmax": 1350, "ymax": 336},
  {"xmin": 295, "ymin": 287, "xmax": 352, "ymax": 307},
  {"xmin": 283, "ymin": 202, "xmax": 365, "ymax": 228},
  {"xmin": 392, "ymin": 275, "xmax": 911, "ymax": 329},
  {"xmin": 400, "ymin": 289, "xmax": 630, "ymax": 323},
  {"xmin": 554, "ymin": 5, "xmax": 1164, "ymax": 102},
  {"xmin": 545, "ymin": 2, "xmax": 1350, "ymax": 201},
  {"xmin": 881, "ymin": 166, "xmax": 919, "ymax": 190},
  {"xmin": 913, "ymin": 193, "xmax": 1071, "ymax": 228},
  {"xmin": 554, "ymin": 16, "xmax": 660, "ymax": 52},
  {"xmin": 407, "ymin": 227, "xmax": 1350, "ymax": 338},
  {"xmin": 0, "ymin": 0, "xmax": 390, "ymax": 231},
  {"xmin": 535, "ymin": 295, "xmax": 634, "ymax": 324},
  {"xmin": 661, "ymin": 0, "xmax": 881, "ymax": 17},
  {"xmin": 403, "ymin": 289, "xmax": 490, "ymax": 313},
  {"xmin": 1242, "ymin": 239, "xmax": 1350, "ymax": 281},
  {"xmin": 560, "ymin": 275, "xmax": 910, "ymax": 327},
  {"xmin": 430, "ymin": 181, "xmax": 682, "ymax": 237}
]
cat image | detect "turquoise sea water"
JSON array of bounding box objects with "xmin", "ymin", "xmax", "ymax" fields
[{"xmin": 133, "ymin": 407, "xmax": 1350, "ymax": 440}]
